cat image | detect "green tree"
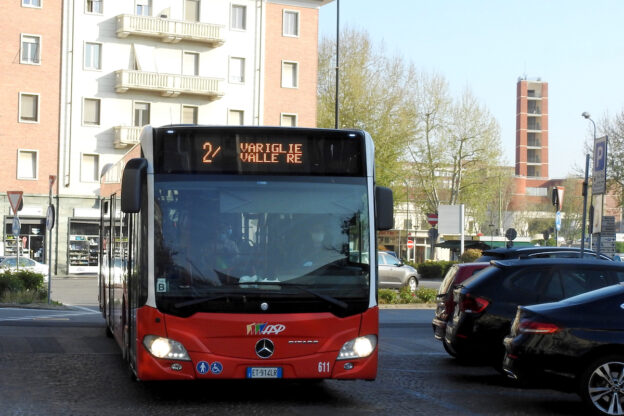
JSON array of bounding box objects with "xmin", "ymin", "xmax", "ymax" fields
[{"xmin": 317, "ymin": 28, "xmax": 418, "ymax": 187}]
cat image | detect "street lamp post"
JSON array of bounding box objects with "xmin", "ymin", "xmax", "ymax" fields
[
  {"xmin": 334, "ymin": 0, "xmax": 340, "ymax": 129},
  {"xmin": 581, "ymin": 112, "xmax": 596, "ymax": 256}
]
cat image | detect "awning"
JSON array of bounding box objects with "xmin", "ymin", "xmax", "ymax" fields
[{"xmin": 435, "ymin": 240, "xmax": 535, "ymax": 250}]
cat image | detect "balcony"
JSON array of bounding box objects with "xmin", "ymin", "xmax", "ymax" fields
[
  {"xmin": 115, "ymin": 70, "xmax": 223, "ymax": 98},
  {"xmin": 527, "ymin": 102, "xmax": 541, "ymax": 115},
  {"xmin": 527, "ymin": 120, "xmax": 541, "ymax": 131},
  {"xmin": 113, "ymin": 126, "xmax": 142, "ymax": 149},
  {"xmin": 527, "ymin": 133, "xmax": 540, "ymax": 147},
  {"xmin": 116, "ymin": 14, "xmax": 224, "ymax": 45}
]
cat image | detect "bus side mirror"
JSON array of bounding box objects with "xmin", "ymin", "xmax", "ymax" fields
[
  {"xmin": 376, "ymin": 186, "xmax": 394, "ymax": 230},
  {"xmin": 121, "ymin": 158, "xmax": 148, "ymax": 213}
]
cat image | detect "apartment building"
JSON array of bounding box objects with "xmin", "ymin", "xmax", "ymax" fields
[
  {"xmin": 0, "ymin": 0, "xmax": 62, "ymax": 265},
  {"xmin": 1, "ymin": 0, "xmax": 332, "ymax": 274}
]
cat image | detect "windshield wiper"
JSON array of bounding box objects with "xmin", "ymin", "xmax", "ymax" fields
[
  {"xmin": 174, "ymin": 293, "xmax": 242, "ymax": 309},
  {"xmin": 234, "ymin": 282, "xmax": 349, "ymax": 310}
]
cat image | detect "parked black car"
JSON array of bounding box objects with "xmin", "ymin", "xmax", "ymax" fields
[
  {"xmin": 444, "ymin": 258, "xmax": 624, "ymax": 364},
  {"xmin": 432, "ymin": 262, "xmax": 490, "ymax": 356},
  {"xmin": 503, "ymin": 284, "xmax": 624, "ymax": 416},
  {"xmin": 476, "ymin": 246, "xmax": 612, "ymax": 262}
]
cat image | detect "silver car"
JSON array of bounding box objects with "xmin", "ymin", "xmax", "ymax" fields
[{"xmin": 378, "ymin": 251, "xmax": 419, "ymax": 292}]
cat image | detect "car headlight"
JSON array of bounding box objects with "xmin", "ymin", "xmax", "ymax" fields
[
  {"xmin": 143, "ymin": 335, "xmax": 191, "ymax": 361},
  {"xmin": 337, "ymin": 335, "xmax": 377, "ymax": 360}
]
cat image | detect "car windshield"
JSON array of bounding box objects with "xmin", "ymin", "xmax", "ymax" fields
[{"xmin": 153, "ymin": 175, "xmax": 371, "ymax": 317}]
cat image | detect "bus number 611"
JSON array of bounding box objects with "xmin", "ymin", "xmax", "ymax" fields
[{"xmin": 318, "ymin": 361, "xmax": 330, "ymax": 373}]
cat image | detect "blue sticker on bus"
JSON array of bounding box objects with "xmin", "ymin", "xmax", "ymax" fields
[
  {"xmin": 196, "ymin": 361, "xmax": 210, "ymax": 375},
  {"xmin": 210, "ymin": 361, "xmax": 223, "ymax": 375}
]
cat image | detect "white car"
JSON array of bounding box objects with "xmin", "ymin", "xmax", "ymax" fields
[{"xmin": 0, "ymin": 256, "xmax": 49, "ymax": 282}]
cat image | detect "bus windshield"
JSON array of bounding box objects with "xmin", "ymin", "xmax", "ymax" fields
[{"xmin": 153, "ymin": 175, "xmax": 370, "ymax": 317}]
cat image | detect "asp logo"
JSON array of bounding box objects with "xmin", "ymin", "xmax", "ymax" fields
[{"xmin": 246, "ymin": 322, "xmax": 286, "ymax": 335}]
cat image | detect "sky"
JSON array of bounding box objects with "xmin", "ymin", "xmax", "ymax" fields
[{"xmin": 319, "ymin": 0, "xmax": 624, "ymax": 179}]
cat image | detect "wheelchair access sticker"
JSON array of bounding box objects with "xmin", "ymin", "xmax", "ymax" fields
[{"xmin": 196, "ymin": 361, "xmax": 223, "ymax": 375}]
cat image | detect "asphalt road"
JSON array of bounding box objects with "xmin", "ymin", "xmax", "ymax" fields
[{"xmin": 0, "ymin": 277, "xmax": 587, "ymax": 416}]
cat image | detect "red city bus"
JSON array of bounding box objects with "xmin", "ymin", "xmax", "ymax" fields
[{"xmin": 99, "ymin": 126, "xmax": 393, "ymax": 381}]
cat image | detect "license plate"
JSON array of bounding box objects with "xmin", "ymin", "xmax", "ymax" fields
[{"xmin": 246, "ymin": 367, "xmax": 282, "ymax": 379}]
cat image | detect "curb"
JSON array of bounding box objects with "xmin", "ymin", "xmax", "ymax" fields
[{"xmin": 379, "ymin": 303, "xmax": 436, "ymax": 309}]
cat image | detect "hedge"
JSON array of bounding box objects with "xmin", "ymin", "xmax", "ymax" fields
[
  {"xmin": 414, "ymin": 260, "xmax": 457, "ymax": 279},
  {"xmin": 0, "ymin": 270, "xmax": 45, "ymax": 297}
]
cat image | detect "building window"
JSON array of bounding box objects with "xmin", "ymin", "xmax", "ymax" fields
[
  {"xmin": 85, "ymin": 0, "xmax": 103, "ymax": 14},
  {"xmin": 281, "ymin": 61, "xmax": 298, "ymax": 88},
  {"xmin": 182, "ymin": 52, "xmax": 199, "ymax": 76},
  {"xmin": 185, "ymin": 0, "xmax": 199, "ymax": 22},
  {"xmin": 134, "ymin": 102, "xmax": 150, "ymax": 127},
  {"xmin": 182, "ymin": 105, "xmax": 198, "ymax": 124},
  {"xmin": 136, "ymin": 0, "xmax": 151, "ymax": 16},
  {"xmin": 83, "ymin": 98, "xmax": 101, "ymax": 126},
  {"xmin": 17, "ymin": 150, "xmax": 38, "ymax": 180},
  {"xmin": 283, "ymin": 10, "xmax": 299, "ymax": 37},
  {"xmin": 228, "ymin": 110, "xmax": 244, "ymax": 126},
  {"xmin": 526, "ymin": 187, "xmax": 548, "ymax": 197},
  {"xmin": 229, "ymin": 57, "xmax": 245, "ymax": 83},
  {"xmin": 84, "ymin": 42, "xmax": 102, "ymax": 70},
  {"xmin": 81, "ymin": 154, "xmax": 100, "ymax": 183},
  {"xmin": 21, "ymin": 34, "xmax": 41, "ymax": 64},
  {"xmin": 22, "ymin": 0, "xmax": 41, "ymax": 8},
  {"xmin": 280, "ymin": 113, "xmax": 297, "ymax": 127},
  {"xmin": 19, "ymin": 93, "xmax": 39, "ymax": 123},
  {"xmin": 527, "ymin": 166, "xmax": 541, "ymax": 178},
  {"xmin": 231, "ymin": 5, "xmax": 246, "ymax": 30}
]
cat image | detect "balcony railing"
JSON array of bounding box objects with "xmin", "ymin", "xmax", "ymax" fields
[
  {"xmin": 116, "ymin": 14, "xmax": 224, "ymax": 45},
  {"xmin": 115, "ymin": 70, "xmax": 223, "ymax": 98},
  {"xmin": 113, "ymin": 126, "xmax": 142, "ymax": 148},
  {"xmin": 527, "ymin": 102, "xmax": 541, "ymax": 115}
]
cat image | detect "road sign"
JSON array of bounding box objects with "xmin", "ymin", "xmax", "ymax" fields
[
  {"xmin": 555, "ymin": 211, "xmax": 562, "ymax": 231},
  {"xmin": 592, "ymin": 136, "xmax": 608, "ymax": 194},
  {"xmin": 505, "ymin": 228, "xmax": 517, "ymax": 241},
  {"xmin": 406, "ymin": 240, "xmax": 414, "ymax": 249},
  {"xmin": 428, "ymin": 228, "xmax": 439, "ymax": 241},
  {"xmin": 46, "ymin": 205, "xmax": 55, "ymax": 230},
  {"xmin": 426, "ymin": 213, "xmax": 438, "ymax": 227},
  {"xmin": 12, "ymin": 216, "xmax": 20, "ymax": 237},
  {"xmin": 7, "ymin": 191, "xmax": 23, "ymax": 214}
]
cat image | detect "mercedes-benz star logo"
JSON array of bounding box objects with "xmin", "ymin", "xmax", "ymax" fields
[{"xmin": 255, "ymin": 338, "xmax": 275, "ymax": 359}]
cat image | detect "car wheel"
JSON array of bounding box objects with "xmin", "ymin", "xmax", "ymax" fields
[
  {"xmin": 579, "ymin": 354, "xmax": 624, "ymax": 415},
  {"xmin": 407, "ymin": 276, "xmax": 418, "ymax": 292},
  {"xmin": 442, "ymin": 340, "xmax": 457, "ymax": 358}
]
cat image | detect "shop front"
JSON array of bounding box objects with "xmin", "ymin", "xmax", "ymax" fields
[
  {"xmin": 67, "ymin": 219, "xmax": 99, "ymax": 274},
  {"xmin": 3, "ymin": 216, "xmax": 47, "ymax": 263}
]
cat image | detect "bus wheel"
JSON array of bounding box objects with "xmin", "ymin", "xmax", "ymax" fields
[{"xmin": 105, "ymin": 324, "xmax": 113, "ymax": 338}]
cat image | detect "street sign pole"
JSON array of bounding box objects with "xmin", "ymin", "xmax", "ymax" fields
[
  {"xmin": 7, "ymin": 191, "xmax": 23, "ymax": 272},
  {"xmin": 47, "ymin": 175, "xmax": 56, "ymax": 304}
]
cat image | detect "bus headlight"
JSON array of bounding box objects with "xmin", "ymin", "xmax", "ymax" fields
[
  {"xmin": 337, "ymin": 335, "xmax": 377, "ymax": 360},
  {"xmin": 143, "ymin": 335, "xmax": 191, "ymax": 361}
]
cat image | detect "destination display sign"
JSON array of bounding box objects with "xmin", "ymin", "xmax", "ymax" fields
[{"xmin": 153, "ymin": 127, "xmax": 366, "ymax": 176}]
